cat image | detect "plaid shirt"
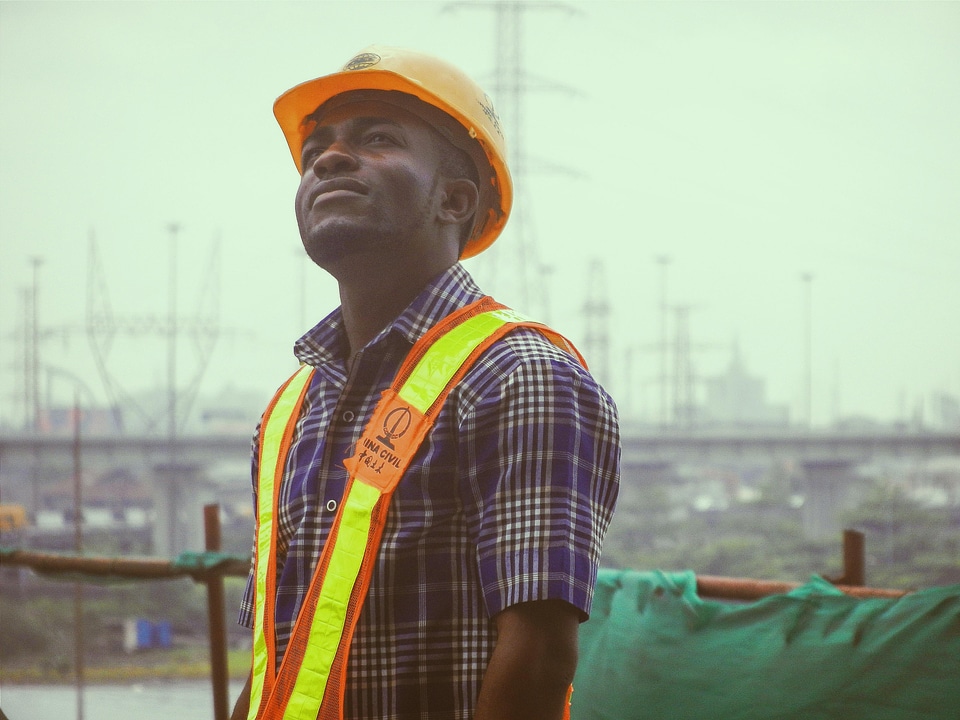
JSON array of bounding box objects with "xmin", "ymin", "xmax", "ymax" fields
[{"xmin": 239, "ymin": 264, "xmax": 620, "ymax": 720}]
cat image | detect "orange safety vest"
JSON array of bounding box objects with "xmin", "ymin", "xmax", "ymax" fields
[{"xmin": 248, "ymin": 297, "xmax": 583, "ymax": 720}]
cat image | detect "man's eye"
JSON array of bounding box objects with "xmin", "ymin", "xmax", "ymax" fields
[{"xmin": 365, "ymin": 132, "xmax": 396, "ymax": 145}]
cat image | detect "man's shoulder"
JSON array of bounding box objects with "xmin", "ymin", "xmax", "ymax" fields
[
  {"xmin": 450, "ymin": 322, "xmax": 620, "ymax": 440},
  {"xmin": 463, "ymin": 323, "xmax": 610, "ymax": 400},
  {"xmin": 492, "ymin": 324, "xmax": 585, "ymax": 370}
]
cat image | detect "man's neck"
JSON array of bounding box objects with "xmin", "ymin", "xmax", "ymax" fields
[{"xmin": 338, "ymin": 261, "xmax": 455, "ymax": 360}]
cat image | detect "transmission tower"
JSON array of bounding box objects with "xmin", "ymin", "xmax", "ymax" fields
[
  {"xmin": 86, "ymin": 227, "xmax": 220, "ymax": 439},
  {"xmin": 636, "ymin": 255, "xmax": 672, "ymax": 427},
  {"xmin": 582, "ymin": 257, "xmax": 611, "ymax": 389},
  {"xmin": 25, "ymin": 257, "xmax": 43, "ymax": 431},
  {"xmin": 4, "ymin": 257, "xmax": 79, "ymax": 431},
  {"xmin": 446, "ymin": 1, "xmax": 581, "ymax": 322},
  {"xmin": 7, "ymin": 285, "xmax": 39, "ymax": 430},
  {"xmin": 656, "ymin": 255, "xmax": 671, "ymax": 427},
  {"xmin": 672, "ymin": 304, "xmax": 696, "ymax": 428},
  {"xmin": 670, "ymin": 303, "xmax": 723, "ymax": 429},
  {"xmin": 638, "ymin": 257, "xmax": 721, "ymax": 429}
]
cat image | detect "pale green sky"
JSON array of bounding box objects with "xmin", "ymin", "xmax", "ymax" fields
[{"xmin": 1, "ymin": 0, "xmax": 958, "ymax": 428}]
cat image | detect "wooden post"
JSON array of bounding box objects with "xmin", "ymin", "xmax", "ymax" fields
[
  {"xmin": 72, "ymin": 393, "xmax": 85, "ymax": 720},
  {"xmin": 842, "ymin": 528, "xmax": 866, "ymax": 586},
  {"xmin": 204, "ymin": 504, "xmax": 230, "ymax": 720}
]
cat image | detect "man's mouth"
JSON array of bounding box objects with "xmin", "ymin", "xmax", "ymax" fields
[{"xmin": 310, "ymin": 177, "xmax": 369, "ymax": 205}]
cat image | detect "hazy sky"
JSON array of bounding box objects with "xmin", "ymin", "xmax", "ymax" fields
[{"xmin": 1, "ymin": 0, "xmax": 958, "ymax": 430}]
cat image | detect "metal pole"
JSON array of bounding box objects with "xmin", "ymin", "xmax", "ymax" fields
[
  {"xmin": 30, "ymin": 257, "xmax": 44, "ymax": 431},
  {"xmin": 167, "ymin": 224, "xmax": 181, "ymax": 557},
  {"xmin": 204, "ymin": 504, "xmax": 230, "ymax": 720},
  {"xmin": 656, "ymin": 256, "xmax": 671, "ymax": 428},
  {"xmin": 168, "ymin": 223, "xmax": 181, "ymax": 446},
  {"xmin": 801, "ymin": 272, "xmax": 813, "ymax": 428},
  {"xmin": 72, "ymin": 393, "xmax": 85, "ymax": 720}
]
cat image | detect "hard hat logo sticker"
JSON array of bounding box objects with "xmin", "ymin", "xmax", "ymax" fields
[
  {"xmin": 375, "ymin": 406, "xmax": 412, "ymax": 450},
  {"xmin": 478, "ymin": 94, "xmax": 503, "ymax": 138},
  {"xmin": 344, "ymin": 53, "xmax": 381, "ymax": 72}
]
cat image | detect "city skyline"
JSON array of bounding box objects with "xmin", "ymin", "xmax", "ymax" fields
[{"xmin": 2, "ymin": 1, "xmax": 958, "ymax": 429}]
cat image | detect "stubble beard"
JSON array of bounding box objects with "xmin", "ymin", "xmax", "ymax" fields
[
  {"xmin": 299, "ymin": 171, "xmax": 443, "ymax": 274},
  {"xmin": 301, "ymin": 219, "xmax": 402, "ymax": 271}
]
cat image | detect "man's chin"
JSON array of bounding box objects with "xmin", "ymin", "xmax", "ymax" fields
[{"xmin": 302, "ymin": 229, "xmax": 398, "ymax": 270}]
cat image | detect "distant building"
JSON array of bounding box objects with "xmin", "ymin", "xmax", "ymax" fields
[
  {"xmin": 38, "ymin": 405, "xmax": 121, "ymax": 436},
  {"xmin": 702, "ymin": 341, "xmax": 790, "ymax": 428},
  {"xmin": 196, "ymin": 383, "xmax": 268, "ymax": 435},
  {"xmin": 930, "ymin": 391, "xmax": 960, "ymax": 430}
]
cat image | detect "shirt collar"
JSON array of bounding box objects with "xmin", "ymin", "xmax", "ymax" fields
[{"xmin": 293, "ymin": 263, "xmax": 485, "ymax": 367}]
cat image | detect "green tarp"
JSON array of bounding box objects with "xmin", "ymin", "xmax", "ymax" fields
[
  {"xmin": 171, "ymin": 550, "xmax": 247, "ymax": 572},
  {"xmin": 573, "ymin": 570, "xmax": 960, "ymax": 720}
]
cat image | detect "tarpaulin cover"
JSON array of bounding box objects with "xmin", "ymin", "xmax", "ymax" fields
[
  {"xmin": 572, "ymin": 569, "xmax": 960, "ymax": 720},
  {"xmin": 171, "ymin": 550, "xmax": 246, "ymax": 572}
]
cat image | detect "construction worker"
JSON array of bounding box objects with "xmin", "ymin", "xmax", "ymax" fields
[{"xmin": 232, "ymin": 46, "xmax": 620, "ymax": 720}]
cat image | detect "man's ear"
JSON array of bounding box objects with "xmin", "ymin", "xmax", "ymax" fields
[{"xmin": 437, "ymin": 178, "xmax": 480, "ymax": 227}]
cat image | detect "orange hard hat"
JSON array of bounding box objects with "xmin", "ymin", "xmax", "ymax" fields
[{"xmin": 274, "ymin": 45, "xmax": 513, "ymax": 259}]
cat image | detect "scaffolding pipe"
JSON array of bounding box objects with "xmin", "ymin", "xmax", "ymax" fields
[
  {"xmin": 1, "ymin": 540, "xmax": 901, "ymax": 601},
  {"xmin": 0, "ymin": 549, "xmax": 249, "ymax": 579},
  {"xmin": 696, "ymin": 574, "xmax": 902, "ymax": 601}
]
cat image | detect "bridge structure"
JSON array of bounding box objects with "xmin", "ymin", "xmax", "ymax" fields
[
  {"xmin": 2, "ymin": 428, "xmax": 958, "ymax": 551},
  {"xmin": 3, "ymin": 427, "xmax": 957, "ymax": 470},
  {"xmin": 619, "ymin": 427, "xmax": 960, "ymax": 465},
  {"xmin": 615, "ymin": 427, "xmax": 960, "ymax": 538}
]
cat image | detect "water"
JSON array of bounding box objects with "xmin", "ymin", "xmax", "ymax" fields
[{"xmin": 0, "ymin": 679, "xmax": 246, "ymax": 720}]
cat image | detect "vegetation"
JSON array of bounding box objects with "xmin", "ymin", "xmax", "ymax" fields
[
  {"xmin": 843, "ymin": 484, "xmax": 960, "ymax": 588},
  {"xmin": 0, "ymin": 577, "xmax": 250, "ymax": 684},
  {"xmin": 602, "ymin": 465, "xmax": 960, "ymax": 590}
]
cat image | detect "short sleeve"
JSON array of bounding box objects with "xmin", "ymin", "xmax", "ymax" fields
[{"xmin": 458, "ymin": 330, "xmax": 621, "ymax": 621}]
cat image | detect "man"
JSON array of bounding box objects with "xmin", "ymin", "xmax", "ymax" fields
[{"xmin": 232, "ymin": 46, "xmax": 620, "ymax": 720}]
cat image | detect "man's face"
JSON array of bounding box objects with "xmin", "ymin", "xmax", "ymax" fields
[{"xmin": 294, "ymin": 97, "xmax": 448, "ymax": 272}]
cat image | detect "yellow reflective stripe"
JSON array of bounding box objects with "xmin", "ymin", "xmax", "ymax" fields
[
  {"xmin": 398, "ymin": 310, "xmax": 515, "ymax": 413},
  {"xmin": 487, "ymin": 307, "xmax": 531, "ymax": 324},
  {"xmin": 249, "ymin": 365, "xmax": 314, "ymax": 720},
  {"xmin": 284, "ymin": 480, "xmax": 381, "ymax": 719}
]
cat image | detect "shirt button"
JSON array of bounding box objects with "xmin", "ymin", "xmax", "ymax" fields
[
  {"xmin": 342, "ymin": 410, "xmax": 355, "ymax": 422},
  {"xmin": 326, "ymin": 499, "xmax": 338, "ymax": 512}
]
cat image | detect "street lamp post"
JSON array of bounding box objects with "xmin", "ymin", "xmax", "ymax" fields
[
  {"xmin": 802, "ymin": 272, "xmax": 814, "ymax": 428},
  {"xmin": 657, "ymin": 255, "xmax": 671, "ymax": 428}
]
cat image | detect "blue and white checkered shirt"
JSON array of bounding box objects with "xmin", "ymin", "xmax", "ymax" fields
[{"xmin": 239, "ymin": 263, "xmax": 620, "ymax": 719}]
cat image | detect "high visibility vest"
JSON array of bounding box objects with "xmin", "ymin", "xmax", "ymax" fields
[{"xmin": 248, "ymin": 296, "xmax": 583, "ymax": 720}]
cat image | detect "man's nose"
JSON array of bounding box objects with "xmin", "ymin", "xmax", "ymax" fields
[{"xmin": 310, "ymin": 140, "xmax": 359, "ymax": 176}]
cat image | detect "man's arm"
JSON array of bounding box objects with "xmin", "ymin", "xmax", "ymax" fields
[{"xmin": 474, "ymin": 599, "xmax": 580, "ymax": 720}]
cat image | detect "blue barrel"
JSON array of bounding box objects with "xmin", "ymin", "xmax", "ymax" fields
[
  {"xmin": 136, "ymin": 618, "xmax": 153, "ymax": 649},
  {"xmin": 154, "ymin": 620, "xmax": 173, "ymax": 648}
]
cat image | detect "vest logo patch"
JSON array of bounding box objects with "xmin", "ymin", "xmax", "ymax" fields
[
  {"xmin": 344, "ymin": 391, "xmax": 427, "ymax": 490},
  {"xmin": 375, "ymin": 406, "xmax": 411, "ymax": 450}
]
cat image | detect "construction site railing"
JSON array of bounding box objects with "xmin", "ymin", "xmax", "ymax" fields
[{"xmin": 0, "ymin": 516, "xmax": 907, "ymax": 719}]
